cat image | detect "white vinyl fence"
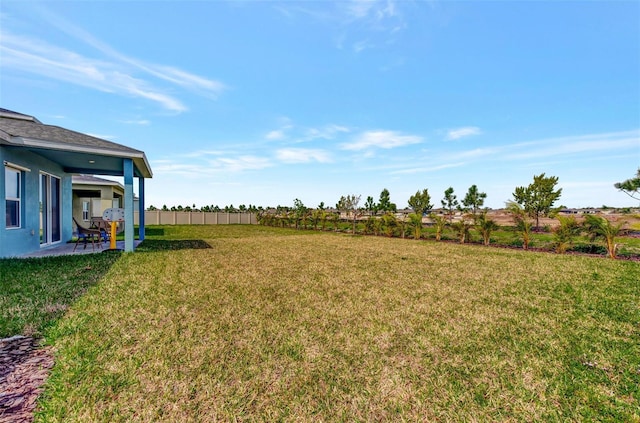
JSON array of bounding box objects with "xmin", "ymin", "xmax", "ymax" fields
[{"xmin": 134, "ymin": 211, "xmax": 257, "ymax": 225}]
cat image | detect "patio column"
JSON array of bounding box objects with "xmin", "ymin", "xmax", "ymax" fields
[
  {"xmin": 138, "ymin": 177, "xmax": 146, "ymax": 241},
  {"xmin": 124, "ymin": 158, "xmax": 134, "ymax": 252}
]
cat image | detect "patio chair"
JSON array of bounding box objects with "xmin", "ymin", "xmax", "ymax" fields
[
  {"xmin": 91, "ymin": 217, "xmax": 124, "ymax": 243},
  {"xmin": 90, "ymin": 217, "xmax": 110, "ymax": 243},
  {"xmin": 73, "ymin": 217, "xmax": 103, "ymax": 252}
]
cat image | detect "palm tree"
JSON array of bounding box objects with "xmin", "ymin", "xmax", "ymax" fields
[
  {"xmin": 429, "ymin": 213, "xmax": 447, "ymax": 241},
  {"xmin": 554, "ymin": 215, "xmax": 580, "ymax": 254},
  {"xmin": 451, "ymin": 216, "xmax": 473, "ymax": 244},
  {"xmin": 476, "ymin": 212, "xmax": 499, "ymax": 246},
  {"xmin": 506, "ymin": 201, "xmax": 533, "ymax": 250},
  {"xmin": 330, "ymin": 212, "xmax": 341, "ymax": 232},
  {"xmin": 409, "ymin": 213, "xmax": 423, "ymax": 239},
  {"xmin": 583, "ymin": 215, "xmax": 624, "ymax": 259},
  {"xmin": 382, "ymin": 212, "xmax": 397, "ymax": 237}
]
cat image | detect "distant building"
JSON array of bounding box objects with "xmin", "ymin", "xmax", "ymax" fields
[{"xmin": 72, "ymin": 175, "xmax": 125, "ymax": 224}]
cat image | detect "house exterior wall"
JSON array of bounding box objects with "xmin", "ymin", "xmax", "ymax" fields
[
  {"xmin": 72, "ymin": 184, "xmax": 124, "ymax": 223},
  {"xmin": 1, "ymin": 146, "xmax": 73, "ymax": 257}
]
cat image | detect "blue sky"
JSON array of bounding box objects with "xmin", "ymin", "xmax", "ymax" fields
[{"xmin": 1, "ymin": 0, "xmax": 639, "ymax": 209}]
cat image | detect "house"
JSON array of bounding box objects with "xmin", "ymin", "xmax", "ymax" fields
[
  {"xmin": 72, "ymin": 174, "xmax": 125, "ymax": 224},
  {"xmin": 0, "ymin": 108, "xmax": 152, "ymax": 257}
]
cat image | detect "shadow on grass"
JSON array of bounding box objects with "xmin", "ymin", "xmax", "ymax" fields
[
  {"xmin": 0, "ymin": 253, "xmax": 122, "ymax": 338},
  {"xmin": 135, "ymin": 227, "xmax": 165, "ymax": 237},
  {"xmin": 135, "ymin": 239, "xmax": 212, "ymax": 252}
]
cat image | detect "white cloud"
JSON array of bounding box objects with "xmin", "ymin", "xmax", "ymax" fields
[
  {"xmin": 504, "ymin": 130, "xmax": 640, "ymax": 161},
  {"xmin": 213, "ymin": 156, "xmax": 273, "ymax": 172},
  {"xmin": 389, "ymin": 162, "xmax": 465, "ymax": 175},
  {"xmin": 276, "ymin": 148, "xmax": 332, "ymax": 164},
  {"xmin": 341, "ymin": 130, "xmax": 423, "ymax": 151},
  {"xmin": 152, "ymin": 155, "xmax": 272, "ymax": 177},
  {"xmin": 0, "ymin": 8, "xmax": 226, "ymax": 112},
  {"xmin": 266, "ymin": 130, "xmax": 287, "ymax": 140},
  {"xmin": 302, "ymin": 124, "xmax": 350, "ymax": 141},
  {"xmin": 446, "ymin": 126, "xmax": 482, "ymax": 141},
  {"xmin": 121, "ymin": 119, "xmax": 150, "ymax": 125}
]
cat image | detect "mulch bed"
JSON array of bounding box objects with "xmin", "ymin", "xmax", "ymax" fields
[{"xmin": 0, "ymin": 336, "xmax": 54, "ymax": 423}]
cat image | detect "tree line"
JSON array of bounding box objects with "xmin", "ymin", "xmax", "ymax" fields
[{"xmin": 256, "ymin": 170, "xmax": 639, "ymax": 259}]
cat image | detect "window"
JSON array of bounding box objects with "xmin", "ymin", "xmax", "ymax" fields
[
  {"xmin": 5, "ymin": 166, "xmax": 21, "ymax": 228},
  {"xmin": 82, "ymin": 201, "xmax": 90, "ymax": 221}
]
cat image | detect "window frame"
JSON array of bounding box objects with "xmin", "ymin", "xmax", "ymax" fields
[
  {"xmin": 82, "ymin": 201, "xmax": 90, "ymax": 221},
  {"xmin": 5, "ymin": 166, "xmax": 22, "ymax": 229}
]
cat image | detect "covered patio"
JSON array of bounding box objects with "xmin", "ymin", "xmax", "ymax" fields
[
  {"xmin": 1, "ymin": 109, "xmax": 153, "ymax": 257},
  {"xmin": 20, "ymin": 239, "xmax": 143, "ymax": 258}
]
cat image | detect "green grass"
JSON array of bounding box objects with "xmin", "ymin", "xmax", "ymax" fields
[
  {"xmin": 2, "ymin": 225, "xmax": 638, "ymax": 421},
  {"xmin": 0, "ymin": 253, "xmax": 121, "ymax": 338}
]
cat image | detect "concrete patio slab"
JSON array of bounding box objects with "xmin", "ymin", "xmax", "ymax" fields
[{"xmin": 19, "ymin": 240, "xmax": 142, "ymax": 258}]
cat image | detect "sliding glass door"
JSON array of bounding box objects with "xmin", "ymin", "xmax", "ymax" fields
[{"xmin": 40, "ymin": 173, "xmax": 61, "ymax": 245}]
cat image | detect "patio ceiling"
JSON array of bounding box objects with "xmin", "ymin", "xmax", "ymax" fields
[{"xmin": 6, "ymin": 144, "xmax": 150, "ymax": 178}]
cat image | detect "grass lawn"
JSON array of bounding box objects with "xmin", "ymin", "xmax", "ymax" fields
[{"xmin": 3, "ymin": 225, "xmax": 639, "ymax": 421}]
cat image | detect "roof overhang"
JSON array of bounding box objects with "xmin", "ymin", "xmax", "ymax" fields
[{"xmin": 1, "ymin": 136, "xmax": 153, "ymax": 178}]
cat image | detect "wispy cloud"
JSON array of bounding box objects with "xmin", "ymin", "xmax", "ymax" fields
[
  {"xmin": 446, "ymin": 126, "xmax": 482, "ymax": 141},
  {"xmin": 265, "ymin": 120, "xmax": 349, "ymax": 143},
  {"xmin": 0, "ymin": 8, "xmax": 226, "ymax": 112},
  {"xmin": 265, "ymin": 117, "xmax": 294, "ymax": 140},
  {"xmin": 120, "ymin": 119, "xmax": 151, "ymax": 126},
  {"xmin": 389, "ymin": 162, "xmax": 465, "ymax": 175},
  {"xmin": 504, "ymin": 130, "xmax": 639, "ymax": 161},
  {"xmin": 276, "ymin": 148, "xmax": 333, "ymax": 164},
  {"xmin": 444, "ymin": 129, "xmax": 639, "ymax": 165},
  {"xmin": 341, "ymin": 130, "xmax": 423, "ymax": 151},
  {"xmin": 302, "ymin": 124, "xmax": 350, "ymax": 142},
  {"xmin": 214, "ymin": 156, "xmax": 273, "ymax": 172},
  {"xmin": 344, "ymin": 0, "xmax": 398, "ymax": 22},
  {"xmin": 152, "ymin": 154, "xmax": 272, "ymax": 177},
  {"xmin": 266, "ymin": 129, "xmax": 288, "ymax": 140},
  {"xmin": 277, "ymin": 0, "xmax": 406, "ymax": 52}
]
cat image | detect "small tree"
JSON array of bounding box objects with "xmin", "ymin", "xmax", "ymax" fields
[
  {"xmin": 583, "ymin": 215, "xmax": 625, "ymax": 259},
  {"xmin": 429, "ymin": 213, "xmax": 447, "ymax": 241},
  {"xmin": 378, "ymin": 188, "xmax": 396, "ymax": 213},
  {"xmin": 398, "ymin": 214, "xmax": 408, "ymax": 239},
  {"xmin": 506, "ymin": 201, "xmax": 533, "ymax": 250},
  {"xmin": 311, "ymin": 209, "xmax": 321, "ymax": 230},
  {"xmin": 293, "ymin": 198, "xmax": 307, "ymax": 230},
  {"xmin": 408, "ymin": 213, "xmax": 423, "ymax": 239},
  {"xmin": 462, "ymin": 185, "xmax": 487, "ymax": 217},
  {"xmin": 320, "ymin": 209, "xmax": 329, "ymax": 231},
  {"xmin": 382, "ymin": 212, "xmax": 397, "ymax": 237},
  {"xmin": 614, "ymin": 168, "xmax": 640, "ymax": 202},
  {"xmin": 441, "ymin": 187, "xmax": 459, "ymax": 223},
  {"xmin": 364, "ymin": 216, "xmax": 376, "ymax": 235},
  {"xmin": 337, "ymin": 194, "xmax": 362, "ymax": 234},
  {"xmin": 364, "ymin": 196, "xmax": 377, "ymax": 216},
  {"xmin": 554, "ymin": 215, "xmax": 580, "ymax": 254},
  {"xmin": 408, "ymin": 189, "xmax": 433, "ymax": 239},
  {"xmin": 513, "ymin": 173, "xmax": 562, "ymax": 231},
  {"xmin": 475, "ymin": 211, "xmax": 499, "ymax": 246},
  {"xmin": 330, "ymin": 212, "xmax": 340, "ymax": 231},
  {"xmin": 451, "ymin": 219, "xmax": 472, "ymax": 244},
  {"xmin": 374, "ymin": 217, "xmax": 383, "ymax": 236}
]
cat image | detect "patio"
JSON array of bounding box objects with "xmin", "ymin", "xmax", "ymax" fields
[{"xmin": 20, "ymin": 240, "xmax": 142, "ymax": 258}]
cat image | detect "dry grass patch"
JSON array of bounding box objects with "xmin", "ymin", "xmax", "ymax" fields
[{"xmin": 32, "ymin": 228, "xmax": 640, "ymax": 421}]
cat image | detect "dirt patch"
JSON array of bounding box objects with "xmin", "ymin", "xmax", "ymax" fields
[{"xmin": 0, "ymin": 336, "xmax": 54, "ymax": 423}]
